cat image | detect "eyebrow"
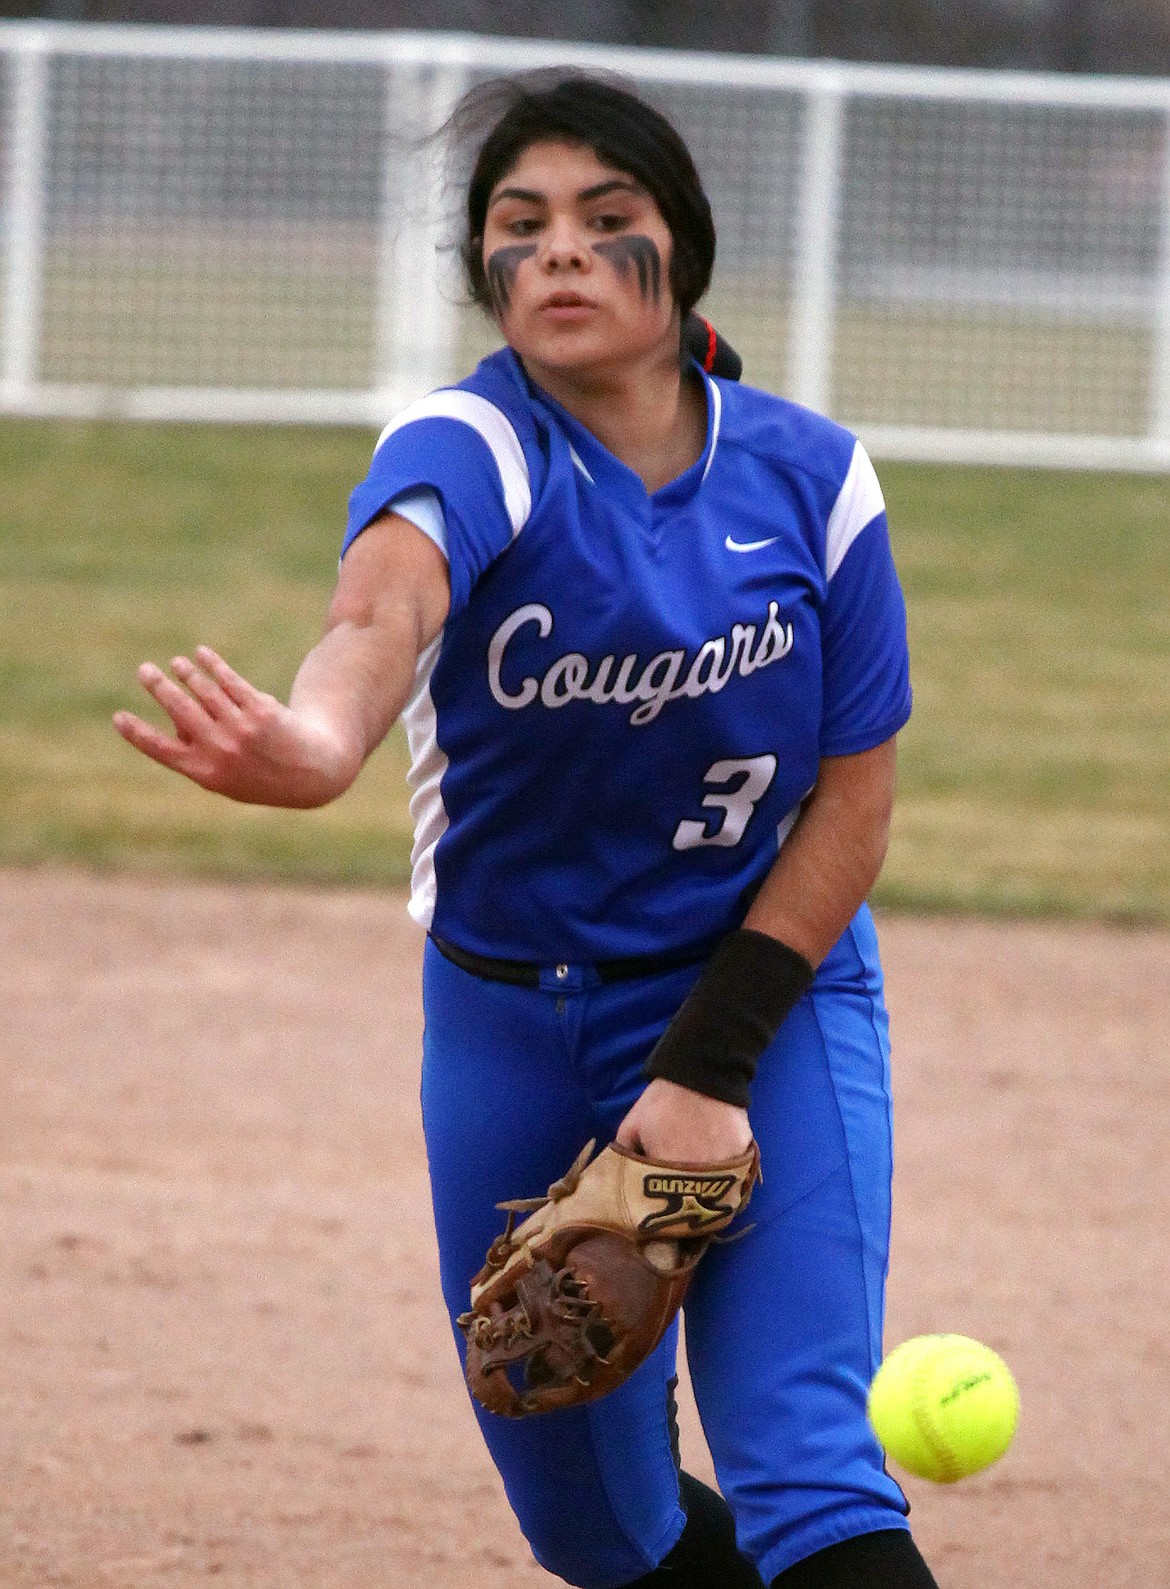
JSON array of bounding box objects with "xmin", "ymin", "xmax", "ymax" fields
[
  {"xmin": 578, "ymin": 178, "xmax": 644, "ymax": 202},
  {"xmin": 488, "ymin": 177, "xmax": 645, "ymax": 209}
]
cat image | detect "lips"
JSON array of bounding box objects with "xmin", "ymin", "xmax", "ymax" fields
[{"xmin": 539, "ymin": 291, "xmax": 596, "ymax": 311}]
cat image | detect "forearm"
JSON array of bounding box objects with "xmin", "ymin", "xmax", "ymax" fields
[
  {"xmin": 640, "ymin": 739, "xmax": 898, "ymax": 1114},
  {"xmin": 285, "ymin": 617, "xmax": 421, "ymax": 804},
  {"xmin": 115, "ymin": 513, "xmax": 449, "ymax": 811},
  {"xmin": 284, "ymin": 514, "xmax": 449, "ymax": 805},
  {"xmin": 743, "ymin": 739, "xmax": 896, "ymax": 968}
]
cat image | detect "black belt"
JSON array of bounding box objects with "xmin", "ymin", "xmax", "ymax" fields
[{"xmin": 430, "ymin": 933, "xmax": 708, "ymax": 988}]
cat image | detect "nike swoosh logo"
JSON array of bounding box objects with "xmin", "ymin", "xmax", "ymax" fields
[{"xmin": 725, "ymin": 534, "xmax": 779, "ymax": 553}]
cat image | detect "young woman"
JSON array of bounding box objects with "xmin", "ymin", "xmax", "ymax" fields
[{"xmin": 114, "ymin": 72, "xmax": 938, "ymax": 1589}]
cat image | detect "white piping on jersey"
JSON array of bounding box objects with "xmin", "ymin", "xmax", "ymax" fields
[
  {"xmin": 775, "ymin": 801, "xmax": 802, "ymax": 854},
  {"xmin": 700, "ymin": 377, "xmax": 722, "ymax": 483},
  {"xmin": 401, "ymin": 633, "xmax": 449, "ymax": 931},
  {"xmin": 825, "ymin": 440, "xmax": 885, "ymax": 581},
  {"xmin": 567, "ymin": 377, "xmax": 718, "ymax": 489},
  {"xmin": 376, "ymin": 390, "xmax": 532, "ymax": 537},
  {"xmin": 487, "ymin": 599, "xmax": 794, "ymax": 727}
]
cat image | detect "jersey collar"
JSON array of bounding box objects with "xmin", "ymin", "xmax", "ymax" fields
[{"xmin": 506, "ymin": 349, "xmax": 722, "ymax": 514}]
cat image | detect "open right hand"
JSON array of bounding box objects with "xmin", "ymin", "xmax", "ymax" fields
[{"xmin": 112, "ymin": 645, "xmax": 358, "ymax": 808}]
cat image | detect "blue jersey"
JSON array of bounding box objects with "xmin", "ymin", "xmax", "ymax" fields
[{"xmin": 344, "ymin": 348, "xmax": 911, "ymax": 963}]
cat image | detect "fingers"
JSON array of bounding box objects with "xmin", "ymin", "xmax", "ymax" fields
[
  {"xmin": 125, "ymin": 649, "xmax": 260, "ymax": 736},
  {"xmin": 194, "ymin": 646, "xmax": 259, "ymax": 711},
  {"xmin": 112, "ymin": 654, "xmax": 235, "ymax": 776},
  {"xmin": 112, "ymin": 706, "xmax": 196, "ymax": 773},
  {"xmin": 114, "ymin": 649, "xmax": 324, "ymax": 805},
  {"xmin": 170, "ymin": 653, "xmax": 241, "ymax": 724},
  {"xmin": 617, "ymin": 1080, "xmax": 753, "ymax": 1163},
  {"xmin": 614, "ymin": 1100, "xmax": 647, "ymax": 1155},
  {"xmin": 615, "ymin": 1120, "xmax": 642, "ymax": 1152},
  {"xmin": 134, "ymin": 660, "xmax": 222, "ymax": 743}
]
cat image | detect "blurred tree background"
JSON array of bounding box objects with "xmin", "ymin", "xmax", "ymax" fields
[{"xmin": 7, "ymin": 0, "xmax": 1170, "ymax": 77}]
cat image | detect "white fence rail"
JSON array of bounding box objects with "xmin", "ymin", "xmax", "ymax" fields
[{"xmin": 4, "ymin": 20, "xmax": 1170, "ymax": 470}]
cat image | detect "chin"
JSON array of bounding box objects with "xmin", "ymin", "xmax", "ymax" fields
[
  {"xmin": 519, "ymin": 325, "xmax": 612, "ymax": 366},
  {"xmin": 519, "ymin": 325, "xmax": 660, "ymax": 377}
]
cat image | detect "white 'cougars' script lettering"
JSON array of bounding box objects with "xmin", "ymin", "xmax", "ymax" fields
[{"xmin": 487, "ymin": 602, "xmax": 794, "ymax": 726}]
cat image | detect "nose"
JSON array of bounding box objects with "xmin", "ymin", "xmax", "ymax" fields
[{"xmin": 541, "ymin": 214, "xmax": 589, "ymax": 273}]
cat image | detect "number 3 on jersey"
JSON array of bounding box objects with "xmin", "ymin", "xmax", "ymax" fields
[{"xmin": 672, "ymin": 755, "xmax": 778, "ymax": 850}]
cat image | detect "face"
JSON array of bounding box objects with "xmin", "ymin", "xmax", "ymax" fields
[{"xmin": 480, "ymin": 140, "xmax": 678, "ymax": 374}]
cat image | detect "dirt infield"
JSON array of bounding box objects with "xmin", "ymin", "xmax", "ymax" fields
[{"xmin": 2, "ymin": 868, "xmax": 1167, "ymax": 1588}]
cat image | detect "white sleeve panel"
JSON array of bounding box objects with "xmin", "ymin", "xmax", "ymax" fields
[
  {"xmin": 400, "ymin": 633, "xmax": 449, "ymax": 931},
  {"xmin": 825, "ymin": 440, "xmax": 886, "ymax": 582},
  {"xmin": 375, "ymin": 390, "xmax": 532, "ymax": 537}
]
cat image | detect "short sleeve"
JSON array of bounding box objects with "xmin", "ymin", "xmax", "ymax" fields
[
  {"xmin": 343, "ymin": 390, "xmax": 532, "ymax": 617},
  {"xmin": 819, "ymin": 441, "xmax": 912, "ymax": 757}
]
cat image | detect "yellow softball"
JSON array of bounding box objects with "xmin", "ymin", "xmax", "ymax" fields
[{"xmin": 867, "ymin": 1334, "xmax": 1019, "ymax": 1483}]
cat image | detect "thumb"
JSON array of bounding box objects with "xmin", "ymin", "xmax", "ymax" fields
[{"xmin": 614, "ymin": 1109, "xmax": 645, "ymax": 1154}]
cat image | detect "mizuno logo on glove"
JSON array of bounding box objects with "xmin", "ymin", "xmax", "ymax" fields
[{"xmin": 639, "ymin": 1174, "xmax": 738, "ymax": 1232}]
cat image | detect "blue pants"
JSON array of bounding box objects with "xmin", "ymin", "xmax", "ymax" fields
[{"xmin": 420, "ymin": 906, "xmax": 909, "ymax": 1588}]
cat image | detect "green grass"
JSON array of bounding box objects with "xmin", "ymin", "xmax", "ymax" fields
[
  {"xmin": 1, "ymin": 419, "xmax": 1167, "ymax": 921},
  {"xmin": 881, "ymin": 463, "xmax": 1169, "ymax": 921},
  {"xmin": 0, "ymin": 420, "xmax": 415, "ymax": 887}
]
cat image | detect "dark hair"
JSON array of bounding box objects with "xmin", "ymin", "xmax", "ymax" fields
[{"xmin": 451, "ymin": 71, "xmax": 716, "ymax": 320}]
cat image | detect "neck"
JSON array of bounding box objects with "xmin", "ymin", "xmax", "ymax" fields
[{"xmin": 522, "ymin": 337, "xmax": 707, "ymax": 494}]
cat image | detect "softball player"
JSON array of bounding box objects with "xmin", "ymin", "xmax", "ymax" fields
[{"xmin": 115, "ymin": 73, "xmax": 938, "ymax": 1589}]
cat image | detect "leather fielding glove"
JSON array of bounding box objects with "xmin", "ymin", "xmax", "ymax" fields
[{"xmin": 458, "ymin": 1136, "xmax": 760, "ymax": 1418}]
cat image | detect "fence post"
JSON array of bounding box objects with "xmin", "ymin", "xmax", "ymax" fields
[
  {"xmin": 1, "ymin": 31, "xmax": 50, "ymax": 406},
  {"xmin": 1150, "ymin": 107, "xmax": 1170, "ymax": 448},
  {"xmin": 789, "ymin": 75, "xmax": 845, "ymax": 417},
  {"xmin": 373, "ymin": 59, "xmax": 468, "ymax": 417}
]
